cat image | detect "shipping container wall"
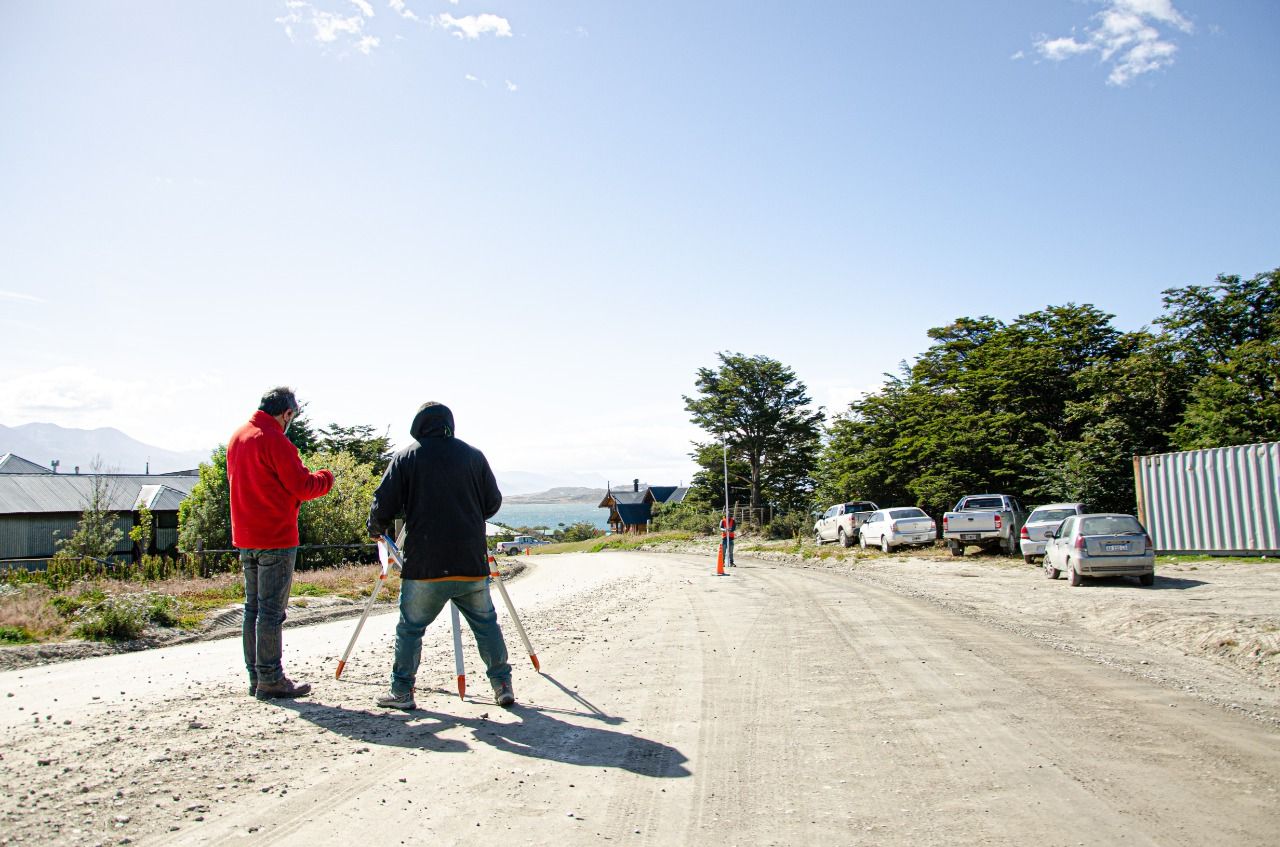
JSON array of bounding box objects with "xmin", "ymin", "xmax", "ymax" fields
[{"xmin": 1134, "ymin": 441, "xmax": 1280, "ymax": 556}]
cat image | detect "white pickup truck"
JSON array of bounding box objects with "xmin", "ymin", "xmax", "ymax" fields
[
  {"xmin": 942, "ymin": 494, "xmax": 1027, "ymax": 556},
  {"xmin": 813, "ymin": 500, "xmax": 879, "ymax": 547},
  {"xmin": 495, "ymin": 535, "xmax": 548, "ymax": 556}
]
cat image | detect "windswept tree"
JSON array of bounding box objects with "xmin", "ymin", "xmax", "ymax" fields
[
  {"xmin": 683, "ymin": 352, "xmax": 823, "ymax": 513},
  {"xmin": 319, "ymin": 423, "xmax": 393, "ymax": 468}
]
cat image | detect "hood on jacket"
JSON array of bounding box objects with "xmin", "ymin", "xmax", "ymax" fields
[{"xmin": 410, "ymin": 402, "xmax": 455, "ymax": 441}]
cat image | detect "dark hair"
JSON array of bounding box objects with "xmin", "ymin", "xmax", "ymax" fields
[{"xmin": 258, "ymin": 386, "xmax": 300, "ymax": 416}]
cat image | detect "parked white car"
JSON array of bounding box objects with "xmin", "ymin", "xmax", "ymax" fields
[
  {"xmin": 814, "ymin": 500, "xmax": 879, "ymax": 547},
  {"xmin": 1019, "ymin": 503, "xmax": 1086, "ymax": 564},
  {"xmin": 495, "ymin": 535, "xmax": 548, "ymax": 556},
  {"xmin": 858, "ymin": 507, "xmax": 936, "ymax": 552},
  {"xmin": 1043, "ymin": 513, "xmax": 1155, "ymax": 587}
]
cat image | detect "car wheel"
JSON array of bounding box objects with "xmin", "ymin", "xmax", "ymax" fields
[
  {"xmin": 1139, "ymin": 572, "xmax": 1155, "ymax": 587},
  {"xmin": 859, "ymin": 533, "xmax": 868, "ymax": 550},
  {"xmin": 839, "ymin": 528, "xmax": 852, "ymax": 548},
  {"xmin": 948, "ymin": 541, "xmax": 964, "ymax": 557},
  {"xmin": 1045, "ymin": 560, "xmax": 1060, "ymax": 580},
  {"xmin": 1002, "ymin": 535, "xmax": 1016, "ymax": 555},
  {"xmin": 1023, "ymin": 554, "xmax": 1036, "ymax": 565},
  {"xmin": 1067, "ymin": 559, "xmax": 1083, "ymax": 586},
  {"xmin": 814, "ymin": 531, "xmax": 823, "ymax": 545},
  {"xmin": 880, "ymin": 537, "xmax": 891, "ymax": 553},
  {"xmin": 507, "ymin": 548, "xmax": 519, "ymax": 556}
]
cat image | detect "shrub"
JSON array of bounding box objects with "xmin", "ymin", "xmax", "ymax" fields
[
  {"xmin": 763, "ymin": 511, "xmax": 810, "ymax": 540},
  {"xmin": 73, "ymin": 595, "xmax": 146, "ymax": 642},
  {"xmin": 555, "ymin": 521, "xmax": 604, "ymax": 543},
  {"xmin": 650, "ymin": 501, "xmax": 721, "ymax": 535},
  {"xmin": 143, "ymin": 593, "xmax": 179, "ymax": 627},
  {"xmin": 0, "ymin": 625, "xmax": 35, "ymax": 644}
]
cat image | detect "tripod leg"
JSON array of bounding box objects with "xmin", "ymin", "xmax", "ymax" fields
[
  {"xmin": 335, "ymin": 575, "xmax": 385, "ymax": 679},
  {"xmin": 451, "ymin": 600, "xmax": 466, "ymax": 699},
  {"xmin": 490, "ymin": 566, "xmax": 540, "ymax": 672}
]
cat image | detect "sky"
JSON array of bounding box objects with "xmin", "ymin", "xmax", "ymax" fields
[{"xmin": 2, "ymin": 1, "xmax": 1277, "ymax": 487}]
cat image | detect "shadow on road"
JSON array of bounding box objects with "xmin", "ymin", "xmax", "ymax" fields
[{"xmin": 279, "ymin": 698, "xmax": 690, "ymax": 778}]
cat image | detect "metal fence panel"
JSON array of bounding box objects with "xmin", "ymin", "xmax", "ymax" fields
[{"xmin": 1135, "ymin": 441, "xmax": 1280, "ymax": 555}]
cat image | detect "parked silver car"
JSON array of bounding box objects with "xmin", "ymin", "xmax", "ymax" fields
[
  {"xmin": 1019, "ymin": 502, "xmax": 1086, "ymax": 564},
  {"xmin": 1043, "ymin": 513, "xmax": 1155, "ymax": 586},
  {"xmin": 859, "ymin": 507, "xmax": 936, "ymax": 552}
]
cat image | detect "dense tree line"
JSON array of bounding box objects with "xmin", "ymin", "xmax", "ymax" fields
[
  {"xmin": 680, "ymin": 269, "xmax": 1279, "ymax": 527},
  {"xmin": 816, "ymin": 269, "xmax": 1280, "ymax": 516}
]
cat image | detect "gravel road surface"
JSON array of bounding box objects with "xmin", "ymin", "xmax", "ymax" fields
[{"xmin": 2, "ymin": 551, "xmax": 1277, "ymax": 846}]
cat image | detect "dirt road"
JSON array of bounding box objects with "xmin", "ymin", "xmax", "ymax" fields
[{"xmin": 2, "ymin": 552, "xmax": 1277, "ymax": 846}]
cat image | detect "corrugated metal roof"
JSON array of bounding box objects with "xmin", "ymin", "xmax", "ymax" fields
[
  {"xmin": 0, "ymin": 454, "xmax": 50, "ymax": 474},
  {"xmin": 0, "ymin": 473, "xmax": 199, "ymax": 514}
]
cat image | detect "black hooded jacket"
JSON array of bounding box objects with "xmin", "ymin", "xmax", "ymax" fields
[{"xmin": 367, "ymin": 403, "xmax": 502, "ymax": 580}]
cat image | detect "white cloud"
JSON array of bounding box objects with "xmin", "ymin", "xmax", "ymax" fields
[
  {"xmin": 1031, "ymin": 0, "xmax": 1193, "ymax": 86},
  {"xmin": 436, "ymin": 13, "xmax": 512, "ymax": 40},
  {"xmin": 505, "ymin": 79, "xmax": 518, "ymax": 92},
  {"xmin": 0, "ymin": 289, "xmax": 44, "ymax": 304},
  {"xmin": 276, "ymin": 0, "xmax": 379, "ymax": 52},
  {"xmin": 388, "ymin": 0, "xmax": 418, "ymax": 21}
]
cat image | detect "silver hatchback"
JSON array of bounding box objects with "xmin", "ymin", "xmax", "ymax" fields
[
  {"xmin": 1044, "ymin": 513, "xmax": 1155, "ymax": 587},
  {"xmin": 1019, "ymin": 503, "xmax": 1085, "ymax": 564}
]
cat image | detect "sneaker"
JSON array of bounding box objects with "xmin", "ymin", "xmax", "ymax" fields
[
  {"xmin": 492, "ymin": 679, "xmax": 515, "ymax": 707},
  {"xmin": 254, "ymin": 677, "xmax": 312, "ymax": 700},
  {"xmin": 376, "ymin": 690, "xmax": 416, "ymax": 710},
  {"xmin": 248, "ymin": 677, "xmax": 257, "ymax": 697}
]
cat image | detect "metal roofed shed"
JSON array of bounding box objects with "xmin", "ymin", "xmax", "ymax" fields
[
  {"xmin": 0, "ymin": 453, "xmax": 50, "ymax": 474},
  {"xmin": 1133, "ymin": 441, "xmax": 1280, "ymax": 556},
  {"xmin": 0, "ymin": 468, "xmax": 200, "ymax": 562}
]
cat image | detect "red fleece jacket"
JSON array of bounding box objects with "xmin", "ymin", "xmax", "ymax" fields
[{"xmin": 227, "ymin": 410, "xmax": 334, "ymax": 549}]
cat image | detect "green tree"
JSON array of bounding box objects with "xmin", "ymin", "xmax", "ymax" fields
[
  {"xmin": 683, "ymin": 352, "xmax": 823, "ymax": 512},
  {"xmin": 129, "ymin": 505, "xmax": 154, "ymax": 557},
  {"xmin": 178, "ymin": 446, "xmax": 231, "ymax": 551},
  {"xmin": 1159, "ymin": 269, "xmax": 1280, "ymax": 449},
  {"xmin": 319, "ymin": 423, "xmax": 393, "ymax": 468},
  {"xmin": 298, "ymin": 450, "xmax": 380, "ymax": 566},
  {"xmin": 55, "ymin": 463, "xmax": 124, "ymax": 560},
  {"xmin": 285, "ymin": 409, "xmax": 321, "ymax": 454}
]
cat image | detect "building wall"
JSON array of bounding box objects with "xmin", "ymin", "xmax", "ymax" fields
[
  {"xmin": 1134, "ymin": 441, "xmax": 1280, "ymax": 555},
  {"xmin": 0, "ymin": 513, "xmax": 147, "ymax": 560}
]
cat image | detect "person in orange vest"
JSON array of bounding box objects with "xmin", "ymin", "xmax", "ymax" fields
[{"xmin": 720, "ymin": 514, "xmax": 737, "ymax": 566}]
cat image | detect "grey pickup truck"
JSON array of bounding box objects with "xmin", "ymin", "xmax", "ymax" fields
[{"xmin": 942, "ymin": 494, "xmax": 1027, "ymax": 556}]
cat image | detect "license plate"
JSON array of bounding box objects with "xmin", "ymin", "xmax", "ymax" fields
[
  {"xmin": 1105, "ymin": 543, "xmax": 1129, "ymax": 552},
  {"xmin": 961, "ymin": 533, "xmax": 979, "ymax": 540},
  {"xmin": 913, "ymin": 534, "xmax": 928, "ymax": 541}
]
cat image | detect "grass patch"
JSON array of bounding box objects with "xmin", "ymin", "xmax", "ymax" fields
[
  {"xmin": 0, "ymin": 625, "xmax": 36, "ymax": 644},
  {"xmin": 530, "ymin": 531, "xmax": 696, "ymax": 555}
]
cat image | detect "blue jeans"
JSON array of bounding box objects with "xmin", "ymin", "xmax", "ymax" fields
[
  {"xmin": 392, "ymin": 578, "xmax": 511, "ymax": 696},
  {"xmin": 241, "ymin": 547, "xmax": 296, "ymax": 686}
]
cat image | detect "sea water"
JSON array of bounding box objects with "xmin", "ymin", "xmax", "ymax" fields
[{"xmin": 491, "ymin": 502, "xmax": 610, "ymax": 532}]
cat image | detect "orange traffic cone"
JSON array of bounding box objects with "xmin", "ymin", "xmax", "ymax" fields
[{"xmin": 716, "ymin": 541, "xmax": 725, "ymax": 576}]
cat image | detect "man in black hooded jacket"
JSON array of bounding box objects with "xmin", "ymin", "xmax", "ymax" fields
[{"xmin": 367, "ymin": 402, "xmax": 513, "ymax": 710}]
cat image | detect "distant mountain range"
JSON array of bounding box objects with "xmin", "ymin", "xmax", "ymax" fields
[
  {"xmin": 504, "ymin": 486, "xmax": 606, "ymax": 504},
  {"xmin": 0, "ymin": 422, "xmax": 211, "ymax": 475},
  {"xmin": 0, "ymin": 423, "xmax": 614, "ymax": 491}
]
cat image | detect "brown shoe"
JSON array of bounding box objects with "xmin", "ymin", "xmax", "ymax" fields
[{"xmin": 255, "ymin": 677, "xmax": 312, "ymax": 700}]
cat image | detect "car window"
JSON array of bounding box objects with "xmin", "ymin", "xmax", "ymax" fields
[
  {"xmin": 1028, "ymin": 508, "xmax": 1080, "ymax": 524},
  {"xmin": 889, "ymin": 508, "xmax": 926, "ymax": 518},
  {"xmin": 1056, "ymin": 517, "xmax": 1076, "ymax": 536},
  {"xmin": 1080, "ymin": 515, "xmax": 1143, "ymax": 535},
  {"xmin": 867, "ymin": 512, "xmax": 882, "ymax": 522},
  {"xmin": 963, "ymin": 497, "xmax": 1004, "ymax": 509},
  {"xmin": 847, "ymin": 501, "xmax": 876, "ymax": 512}
]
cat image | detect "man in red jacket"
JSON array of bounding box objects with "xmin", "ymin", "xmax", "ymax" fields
[{"xmin": 227, "ymin": 387, "xmax": 334, "ymax": 700}]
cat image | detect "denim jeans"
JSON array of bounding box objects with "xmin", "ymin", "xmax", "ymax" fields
[
  {"xmin": 241, "ymin": 547, "xmax": 296, "ymax": 686},
  {"xmin": 392, "ymin": 578, "xmax": 511, "ymax": 696}
]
